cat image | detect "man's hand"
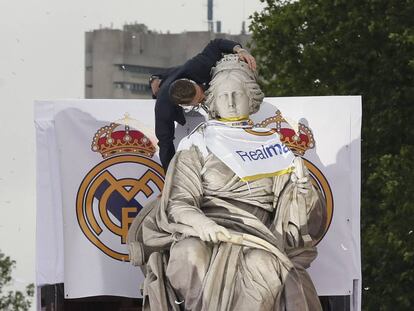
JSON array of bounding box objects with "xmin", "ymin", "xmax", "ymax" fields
[
  {"xmin": 150, "ymin": 78, "xmax": 161, "ymax": 97},
  {"xmin": 233, "ymin": 45, "xmax": 257, "ymax": 71},
  {"xmin": 237, "ymin": 50, "xmax": 257, "ymax": 71}
]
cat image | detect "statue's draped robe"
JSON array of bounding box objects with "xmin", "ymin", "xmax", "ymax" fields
[{"xmin": 130, "ymin": 145, "xmax": 326, "ymax": 311}]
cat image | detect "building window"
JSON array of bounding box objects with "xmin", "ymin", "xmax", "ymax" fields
[
  {"xmin": 113, "ymin": 82, "xmax": 150, "ymax": 93},
  {"xmin": 114, "ymin": 82, "xmax": 123, "ymax": 89},
  {"xmin": 116, "ymin": 64, "xmax": 165, "ymax": 75}
]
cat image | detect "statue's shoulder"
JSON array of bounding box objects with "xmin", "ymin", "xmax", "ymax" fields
[{"xmin": 176, "ymin": 122, "xmax": 209, "ymax": 157}]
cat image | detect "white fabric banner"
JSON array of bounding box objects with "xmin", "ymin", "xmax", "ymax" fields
[
  {"xmin": 35, "ymin": 100, "xmax": 163, "ymax": 298},
  {"xmin": 35, "ymin": 96, "xmax": 361, "ymax": 305},
  {"xmin": 204, "ymin": 123, "xmax": 295, "ymax": 181},
  {"xmin": 251, "ymin": 97, "xmax": 362, "ymax": 310}
]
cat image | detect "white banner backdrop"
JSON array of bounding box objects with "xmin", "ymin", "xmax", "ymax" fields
[{"xmin": 35, "ymin": 97, "xmax": 361, "ymax": 305}]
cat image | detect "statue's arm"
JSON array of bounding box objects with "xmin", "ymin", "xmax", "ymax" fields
[
  {"xmin": 272, "ymin": 157, "xmax": 327, "ymax": 246},
  {"xmin": 165, "ymin": 146, "xmax": 230, "ymax": 243},
  {"xmin": 292, "ymin": 157, "xmax": 327, "ymax": 241}
]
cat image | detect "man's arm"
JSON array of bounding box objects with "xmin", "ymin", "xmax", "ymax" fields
[
  {"xmin": 155, "ymin": 114, "xmax": 176, "ymax": 173},
  {"xmin": 198, "ymin": 38, "xmax": 239, "ymax": 63},
  {"xmin": 150, "ymin": 66, "xmax": 178, "ymax": 81},
  {"xmin": 199, "ymin": 39, "xmax": 256, "ymax": 71}
]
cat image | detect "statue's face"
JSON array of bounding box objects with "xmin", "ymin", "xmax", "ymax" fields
[{"xmin": 213, "ymin": 78, "xmax": 250, "ymax": 119}]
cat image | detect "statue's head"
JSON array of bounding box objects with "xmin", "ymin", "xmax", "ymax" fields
[{"xmin": 205, "ymin": 54, "xmax": 264, "ymax": 120}]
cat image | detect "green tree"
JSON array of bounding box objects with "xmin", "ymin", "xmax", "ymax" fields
[
  {"xmin": 250, "ymin": 1, "xmax": 414, "ymax": 310},
  {"xmin": 0, "ymin": 251, "xmax": 34, "ymax": 311}
]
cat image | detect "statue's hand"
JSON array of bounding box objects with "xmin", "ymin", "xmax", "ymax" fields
[
  {"xmin": 292, "ymin": 157, "xmax": 312, "ymax": 194},
  {"xmin": 291, "ymin": 174, "xmax": 312, "ymax": 194},
  {"xmin": 193, "ymin": 220, "xmax": 232, "ymax": 243}
]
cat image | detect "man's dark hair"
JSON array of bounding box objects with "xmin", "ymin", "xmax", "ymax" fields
[{"xmin": 169, "ymin": 79, "xmax": 196, "ymax": 105}]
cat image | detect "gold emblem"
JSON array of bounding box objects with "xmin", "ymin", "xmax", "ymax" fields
[
  {"xmin": 256, "ymin": 110, "xmax": 333, "ymax": 243},
  {"xmin": 77, "ymin": 121, "xmax": 164, "ymax": 261}
]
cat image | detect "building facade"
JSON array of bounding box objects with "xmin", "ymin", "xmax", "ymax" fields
[{"xmin": 85, "ymin": 24, "xmax": 251, "ymax": 99}]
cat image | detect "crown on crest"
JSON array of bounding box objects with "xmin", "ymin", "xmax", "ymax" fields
[
  {"xmin": 91, "ymin": 122, "xmax": 156, "ymax": 158},
  {"xmin": 255, "ymin": 110, "xmax": 315, "ymax": 156}
]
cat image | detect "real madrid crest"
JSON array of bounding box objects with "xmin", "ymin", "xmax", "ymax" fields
[{"xmin": 76, "ymin": 118, "xmax": 164, "ymax": 261}]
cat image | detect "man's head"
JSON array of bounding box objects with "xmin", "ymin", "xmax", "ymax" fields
[{"xmin": 169, "ymin": 78, "xmax": 205, "ymax": 107}]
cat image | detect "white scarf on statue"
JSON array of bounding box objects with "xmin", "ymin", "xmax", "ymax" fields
[{"xmin": 177, "ymin": 121, "xmax": 295, "ymax": 182}]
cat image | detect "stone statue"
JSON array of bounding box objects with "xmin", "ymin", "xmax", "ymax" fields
[{"xmin": 128, "ymin": 55, "xmax": 326, "ymax": 311}]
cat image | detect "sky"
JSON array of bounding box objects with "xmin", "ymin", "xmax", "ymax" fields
[{"xmin": 0, "ymin": 0, "xmax": 266, "ymax": 306}]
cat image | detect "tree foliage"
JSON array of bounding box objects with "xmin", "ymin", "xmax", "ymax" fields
[
  {"xmin": 0, "ymin": 251, "xmax": 34, "ymax": 311},
  {"xmin": 250, "ymin": 1, "xmax": 414, "ymax": 309}
]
